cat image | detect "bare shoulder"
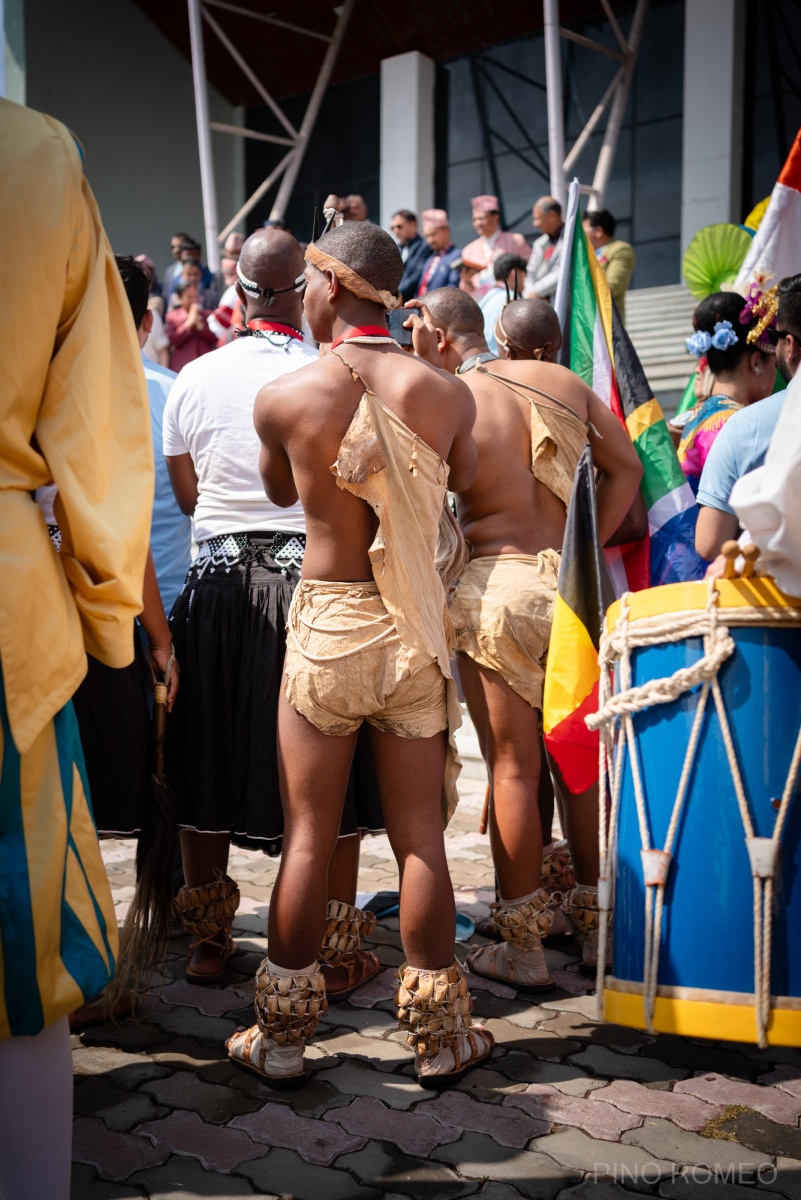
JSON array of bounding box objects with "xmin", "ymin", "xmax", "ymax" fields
[
  {"xmin": 254, "ymin": 354, "xmax": 337, "ymax": 433},
  {"xmin": 512, "ymin": 360, "xmax": 593, "ymax": 421}
]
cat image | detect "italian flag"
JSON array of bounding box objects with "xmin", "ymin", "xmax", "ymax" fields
[
  {"xmin": 735, "ymin": 126, "xmax": 801, "ymax": 292},
  {"xmin": 544, "ymin": 180, "xmax": 700, "ymax": 793}
]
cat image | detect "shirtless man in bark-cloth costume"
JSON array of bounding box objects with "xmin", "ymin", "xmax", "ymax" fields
[
  {"xmin": 227, "ymin": 221, "xmax": 494, "ymax": 1089},
  {"xmin": 417, "ymin": 289, "xmax": 643, "ymax": 990}
]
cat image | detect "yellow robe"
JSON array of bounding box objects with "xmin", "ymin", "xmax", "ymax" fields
[{"xmin": 0, "ymin": 98, "xmax": 153, "ymax": 1036}]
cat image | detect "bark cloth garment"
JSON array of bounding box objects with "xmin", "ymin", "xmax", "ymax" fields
[
  {"xmin": 283, "ymin": 358, "xmax": 463, "ymax": 826},
  {"xmin": 450, "ymin": 369, "xmax": 588, "ymax": 710}
]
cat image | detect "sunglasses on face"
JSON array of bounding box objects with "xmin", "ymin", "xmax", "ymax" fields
[{"xmin": 765, "ymin": 327, "xmax": 793, "ymax": 346}]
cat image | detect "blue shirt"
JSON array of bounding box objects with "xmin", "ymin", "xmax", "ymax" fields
[
  {"xmin": 142, "ymin": 353, "xmax": 192, "ymax": 613},
  {"xmin": 697, "ymin": 392, "xmax": 786, "ymax": 515},
  {"xmin": 479, "ymin": 288, "xmax": 508, "ymax": 354}
]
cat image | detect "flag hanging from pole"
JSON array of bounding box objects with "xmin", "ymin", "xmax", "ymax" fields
[
  {"xmin": 542, "ymin": 445, "xmax": 614, "ymax": 793},
  {"xmin": 554, "ymin": 178, "xmax": 702, "ymax": 589},
  {"xmin": 735, "ymin": 127, "xmax": 801, "ymax": 293}
]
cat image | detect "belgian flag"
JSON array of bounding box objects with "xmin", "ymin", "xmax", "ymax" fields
[{"xmin": 542, "ymin": 445, "xmax": 615, "ymax": 794}]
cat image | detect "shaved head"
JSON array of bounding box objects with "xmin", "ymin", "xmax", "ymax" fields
[
  {"xmin": 497, "ymin": 299, "xmax": 562, "ymax": 360},
  {"xmin": 424, "ymin": 287, "xmax": 485, "ymax": 340},
  {"xmin": 314, "ymin": 222, "xmax": 403, "ymax": 295},
  {"xmin": 239, "ymin": 228, "xmax": 305, "ymax": 289}
]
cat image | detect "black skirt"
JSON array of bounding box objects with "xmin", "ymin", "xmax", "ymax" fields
[
  {"xmin": 72, "ymin": 630, "xmax": 150, "ymax": 835},
  {"xmin": 166, "ymin": 532, "xmax": 384, "ymax": 850}
]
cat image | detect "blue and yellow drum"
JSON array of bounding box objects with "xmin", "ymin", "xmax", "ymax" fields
[{"xmin": 598, "ymin": 577, "xmax": 801, "ymax": 1046}]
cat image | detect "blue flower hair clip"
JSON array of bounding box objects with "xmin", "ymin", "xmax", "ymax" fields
[
  {"xmin": 686, "ymin": 330, "xmax": 712, "ymax": 356},
  {"xmin": 710, "ymin": 320, "xmax": 738, "ymax": 351},
  {"xmin": 686, "ymin": 320, "xmax": 739, "ymax": 356}
]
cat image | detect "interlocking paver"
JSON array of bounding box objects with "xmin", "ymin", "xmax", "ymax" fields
[
  {"xmin": 622, "ymin": 1117, "xmax": 775, "ymax": 1171},
  {"xmin": 324, "ymin": 1095, "xmax": 461, "ymax": 1156},
  {"xmin": 337, "ymin": 1139, "xmax": 479, "ymax": 1197},
  {"xmin": 535, "ymin": 1009, "xmax": 654, "ymax": 1051},
  {"xmin": 431, "ymin": 1130, "xmax": 581, "ymax": 1199},
  {"xmin": 128, "ymin": 1154, "xmax": 261, "ymax": 1196},
  {"xmin": 675, "ymin": 1071, "xmax": 801, "ymax": 1125},
  {"xmin": 136, "ymin": 1109, "xmax": 267, "ymax": 1172},
  {"xmin": 314, "ymin": 1058, "xmax": 436, "ymax": 1109},
  {"xmin": 72, "ymin": 1117, "xmax": 169, "ymax": 1182},
  {"xmin": 568, "ymin": 1044, "xmax": 689, "ymax": 1083},
  {"xmin": 141, "ymin": 1069, "xmax": 262, "ymax": 1124},
  {"xmin": 482, "ymin": 1017, "xmax": 581, "ymax": 1060},
  {"xmin": 348, "ymin": 966, "xmax": 398, "ymax": 1008},
  {"xmin": 599, "ymin": 1078, "xmax": 726, "ymax": 1131},
  {"xmin": 764, "ymin": 1156, "xmax": 801, "ymax": 1200},
  {"xmin": 529, "ymin": 1126, "xmax": 675, "ymax": 1178},
  {"xmin": 760, "ymin": 1065, "xmax": 801, "ymax": 1097},
  {"xmin": 158, "ymin": 979, "xmax": 254, "ymax": 1017},
  {"xmin": 239, "ymin": 1147, "xmax": 381, "ymax": 1199},
  {"xmin": 72, "ymin": 1045, "xmax": 165, "ymax": 1082},
  {"xmin": 316, "ymin": 1029, "xmax": 414, "ymax": 1064},
  {"xmin": 232, "ymin": 1101, "xmax": 367, "ymax": 1165},
  {"xmin": 505, "ymin": 1082, "xmax": 642, "ymax": 1140},
  {"xmin": 74, "ymin": 1076, "xmax": 169, "ymax": 1132},
  {"xmin": 492, "ymin": 1051, "xmax": 606, "ymax": 1095},
  {"xmin": 425, "ymin": 1088, "xmax": 549, "ymax": 1146},
  {"xmin": 69, "ymin": 1163, "xmax": 144, "ymax": 1198}
]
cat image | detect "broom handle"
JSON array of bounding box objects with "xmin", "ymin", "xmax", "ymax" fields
[
  {"xmin": 153, "ymin": 682, "xmax": 167, "ymax": 775},
  {"xmin": 479, "ymin": 782, "xmax": 491, "ymax": 835}
]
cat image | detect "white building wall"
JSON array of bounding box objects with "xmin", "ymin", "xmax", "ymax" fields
[
  {"xmin": 380, "ymin": 51, "xmax": 435, "ymax": 229},
  {"xmin": 681, "ymin": 0, "xmax": 745, "ymax": 255},
  {"xmin": 25, "ymin": 0, "xmax": 245, "ymax": 271}
]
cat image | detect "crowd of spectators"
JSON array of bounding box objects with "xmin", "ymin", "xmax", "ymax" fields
[{"xmin": 140, "ymin": 193, "xmax": 636, "ymax": 373}]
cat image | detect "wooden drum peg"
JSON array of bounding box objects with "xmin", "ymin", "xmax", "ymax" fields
[
  {"xmin": 741, "ymin": 543, "xmax": 760, "ymax": 579},
  {"xmin": 721, "ymin": 540, "xmax": 740, "ymax": 579}
]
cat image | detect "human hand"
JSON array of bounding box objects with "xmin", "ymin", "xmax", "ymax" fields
[
  {"xmin": 402, "ymin": 300, "xmax": 441, "ymax": 367},
  {"xmin": 148, "ymin": 643, "xmax": 180, "ymax": 711},
  {"xmin": 704, "ymin": 554, "xmax": 727, "ymax": 582}
]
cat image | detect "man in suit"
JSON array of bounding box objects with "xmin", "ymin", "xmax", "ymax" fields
[
  {"xmin": 416, "ymin": 209, "xmax": 461, "ymax": 296},
  {"xmin": 391, "ymin": 209, "xmax": 433, "ymax": 302}
]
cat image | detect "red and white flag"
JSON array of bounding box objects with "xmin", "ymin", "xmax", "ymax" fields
[{"xmin": 736, "ymin": 127, "xmax": 801, "ymax": 291}]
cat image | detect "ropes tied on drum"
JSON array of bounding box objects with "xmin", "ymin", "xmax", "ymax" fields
[{"xmin": 589, "ymin": 580, "xmax": 801, "ymax": 1048}]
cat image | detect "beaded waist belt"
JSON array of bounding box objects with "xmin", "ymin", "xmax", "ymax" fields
[{"xmin": 194, "ymin": 531, "xmax": 306, "ymax": 579}]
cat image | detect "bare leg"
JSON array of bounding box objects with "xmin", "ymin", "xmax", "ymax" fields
[
  {"xmin": 179, "ymin": 830, "xmax": 230, "ymax": 887},
  {"xmin": 538, "ymin": 739, "xmax": 555, "ymax": 847},
  {"xmin": 549, "ymin": 756, "xmax": 600, "ymax": 885},
  {"xmin": 366, "ymin": 724, "xmax": 454, "ymax": 969},
  {"xmin": 459, "ymin": 655, "xmax": 543, "ymax": 900},
  {"xmin": 268, "ymin": 695, "xmax": 358, "ymax": 970},
  {"xmin": 327, "ymin": 834, "xmax": 361, "ymax": 907}
]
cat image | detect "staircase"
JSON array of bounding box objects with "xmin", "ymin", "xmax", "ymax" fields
[{"xmin": 625, "ymin": 282, "xmax": 697, "ymax": 417}]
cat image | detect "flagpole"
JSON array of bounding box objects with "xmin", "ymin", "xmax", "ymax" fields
[{"xmin": 543, "ymin": 0, "xmax": 566, "ymax": 207}]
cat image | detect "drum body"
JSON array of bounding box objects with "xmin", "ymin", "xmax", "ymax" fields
[{"xmin": 603, "ymin": 579, "xmax": 801, "ymax": 1046}]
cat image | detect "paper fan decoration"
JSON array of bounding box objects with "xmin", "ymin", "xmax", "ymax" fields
[
  {"xmin": 744, "ymin": 196, "xmax": 770, "ymax": 232},
  {"xmin": 682, "ymin": 223, "xmax": 754, "ymax": 300}
]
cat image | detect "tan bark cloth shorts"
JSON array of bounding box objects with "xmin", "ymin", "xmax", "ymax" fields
[
  {"xmin": 284, "ymin": 580, "xmax": 449, "ymax": 739},
  {"xmin": 449, "ymin": 550, "xmax": 561, "ymax": 710}
]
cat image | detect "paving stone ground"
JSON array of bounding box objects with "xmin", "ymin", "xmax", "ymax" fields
[{"xmin": 72, "ymin": 779, "xmax": 801, "ymax": 1199}]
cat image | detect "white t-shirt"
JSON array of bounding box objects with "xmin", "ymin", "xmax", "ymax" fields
[{"xmin": 163, "ymin": 335, "xmax": 316, "ymax": 541}]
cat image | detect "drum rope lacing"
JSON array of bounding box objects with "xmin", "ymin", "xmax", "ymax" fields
[{"xmin": 589, "ymin": 580, "xmax": 801, "ymax": 1047}]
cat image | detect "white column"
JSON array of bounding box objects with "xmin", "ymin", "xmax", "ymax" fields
[
  {"xmin": 380, "ymin": 52, "xmax": 435, "ymax": 231},
  {"xmin": 681, "ymin": 0, "xmax": 745, "ymax": 258}
]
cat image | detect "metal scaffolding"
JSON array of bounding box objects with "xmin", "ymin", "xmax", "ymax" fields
[
  {"xmin": 544, "ymin": 0, "xmax": 649, "ymax": 208},
  {"xmin": 186, "ymin": 0, "xmax": 356, "ymax": 262}
]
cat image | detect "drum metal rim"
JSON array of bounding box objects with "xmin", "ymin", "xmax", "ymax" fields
[{"xmin": 607, "ymin": 579, "xmax": 801, "ymax": 628}]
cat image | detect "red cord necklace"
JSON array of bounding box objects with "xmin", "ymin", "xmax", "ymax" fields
[{"xmin": 331, "ymin": 325, "xmax": 393, "ymax": 349}]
